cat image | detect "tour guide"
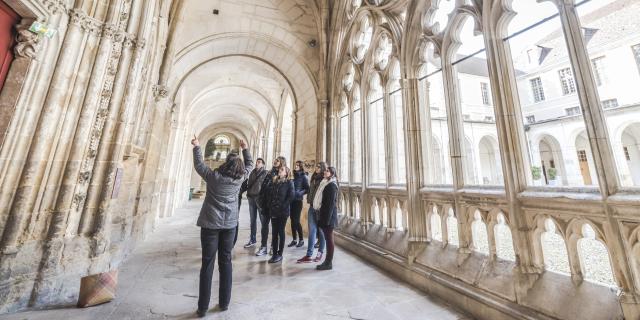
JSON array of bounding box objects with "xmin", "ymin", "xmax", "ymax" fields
[{"xmin": 190, "ymin": 135, "xmax": 253, "ymax": 317}]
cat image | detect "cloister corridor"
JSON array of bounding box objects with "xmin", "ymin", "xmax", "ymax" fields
[
  {"xmin": 1, "ymin": 201, "xmax": 467, "ymax": 320},
  {"xmin": 3, "ymin": 0, "xmax": 640, "ymax": 319}
]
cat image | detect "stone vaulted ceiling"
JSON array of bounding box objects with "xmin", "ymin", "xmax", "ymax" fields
[{"xmin": 168, "ymin": 0, "xmax": 321, "ymax": 144}]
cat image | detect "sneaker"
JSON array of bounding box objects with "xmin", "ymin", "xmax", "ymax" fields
[
  {"xmin": 287, "ymin": 240, "xmax": 297, "ymax": 247},
  {"xmin": 313, "ymin": 252, "xmax": 323, "ymax": 262},
  {"xmin": 316, "ymin": 262, "xmax": 332, "ymax": 270},
  {"xmin": 255, "ymin": 247, "xmax": 267, "ymax": 256},
  {"xmin": 196, "ymin": 309, "xmax": 207, "ymax": 317},
  {"xmin": 297, "ymin": 255, "xmax": 313, "ymax": 263},
  {"xmin": 296, "ymin": 240, "xmax": 305, "ymax": 247},
  {"xmin": 243, "ymin": 240, "xmax": 256, "ymax": 248},
  {"xmin": 268, "ymin": 255, "xmax": 283, "ymax": 263}
]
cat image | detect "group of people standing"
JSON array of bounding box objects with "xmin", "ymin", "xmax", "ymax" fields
[
  {"xmin": 190, "ymin": 136, "xmax": 339, "ymax": 317},
  {"xmin": 243, "ymin": 157, "xmax": 338, "ymax": 269}
]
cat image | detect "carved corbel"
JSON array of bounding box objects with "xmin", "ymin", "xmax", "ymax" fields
[{"xmin": 14, "ymin": 23, "xmax": 41, "ymax": 59}]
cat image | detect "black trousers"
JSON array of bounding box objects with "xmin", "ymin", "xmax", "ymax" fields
[
  {"xmin": 322, "ymin": 226, "xmax": 335, "ymax": 264},
  {"xmin": 271, "ymin": 217, "xmax": 287, "ymax": 256},
  {"xmin": 290, "ymin": 200, "xmax": 304, "ymax": 241},
  {"xmin": 198, "ymin": 227, "xmax": 236, "ymax": 311},
  {"xmin": 260, "ymin": 212, "xmax": 271, "ymax": 248}
]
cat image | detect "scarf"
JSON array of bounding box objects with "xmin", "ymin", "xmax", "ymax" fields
[{"xmin": 313, "ymin": 177, "xmax": 336, "ymax": 210}]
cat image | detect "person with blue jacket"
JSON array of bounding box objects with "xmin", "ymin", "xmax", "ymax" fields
[
  {"xmin": 288, "ymin": 160, "xmax": 309, "ymax": 247},
  {"xmin": 191, "ymin": 136, "xmax": 253, "ymax": 317}
]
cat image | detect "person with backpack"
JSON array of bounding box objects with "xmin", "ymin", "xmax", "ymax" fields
[{"xmin": 191, "ymin": 136, "xmax": 253, "ymax": 317}]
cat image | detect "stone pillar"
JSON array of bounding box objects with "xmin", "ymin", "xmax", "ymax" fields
[
  {"xmin": 317, "ymin": 99, "xmax": 328, "ymax": 162},
  {"xmin": 440, "ymin": 50, "xmax": 471, "ymax": 253},
  {"xmin": 0, "ymin": 7, "xmax": 95, "ymax": 254},
  {"xmin": 403, "ymin": 78, "xmax": 427, "ymax": 243}
]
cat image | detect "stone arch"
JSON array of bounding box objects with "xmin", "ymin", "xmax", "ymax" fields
[
  {"xmin": 533, "ymin": 134, "xmax": 568, "ymax": 186},
  {"xmin": 478, "ymin": 135, "xmax": 502, "ymax": 185},
  {"xmin": 532, "ymin": 215, "xmax": 571, "ymax": 275},
  {"xmin": 619, "ymin": 123, "xmax": 640, "ymax": 186}
]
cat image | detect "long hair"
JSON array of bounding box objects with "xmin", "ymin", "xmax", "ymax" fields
[
  {"xmin": 326, "ymin": 166, "xmax": 338, "ymax": 181},
  {"xmin": 273, "ymin": 166, "xmax": 292, "ymax": 183},
  {"xmin": 216, "ymin": 153, "xmax": 245, "ymax": 180},
  {"xmin": 275, "ymin": 156, "xmax": 287, "ymax": 169},
  {"xmin": 311, "ymin": 161, "xmax": 327, "ymax": 182}
]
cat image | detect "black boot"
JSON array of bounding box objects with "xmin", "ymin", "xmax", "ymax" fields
[{"xmin": 316, "ymin": 261, "xmax": 332, "ymax": 270}]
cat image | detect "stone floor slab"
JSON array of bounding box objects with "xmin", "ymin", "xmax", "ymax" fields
[{"xmin": 1, "ymin": 200, "xmax": 469, "ymax": 320}]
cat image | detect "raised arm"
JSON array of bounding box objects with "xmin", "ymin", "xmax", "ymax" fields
[
  {"xmin": 240, "ymin": 140, "xmax": 254, "ymax": 176},
  {"xmin": 192, "ymin": 136, "xmax": 214, "ymax": 181}
]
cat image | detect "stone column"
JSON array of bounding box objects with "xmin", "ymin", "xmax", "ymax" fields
[
  {"xmin": 317, "ymin": 99, "xmax": 328, "ymax": 162},
  {"xmin": 483, "ymin": 0, "xmax": 541, "ymax": 278},
  {"xmin": 403, "ymin": 78, "xmax": 427, "ymax": 243},
  {"xmin": 440, "ymin": 49, "xmax": 471, "ymax": 253},
  {"xmin": 0, "ymin": 7, "xmax": 96, "ymax": 254}
]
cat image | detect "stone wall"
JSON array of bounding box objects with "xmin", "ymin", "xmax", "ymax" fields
[{"xmin": 0, "ymin": 0, "xmax": 175, "ymax": 313}]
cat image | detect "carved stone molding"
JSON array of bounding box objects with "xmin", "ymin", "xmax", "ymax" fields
[
  {"xmin": 69, "ymin": 8, "xmax": 103, "ymax": 35},
  {"xmin": 14, "ymin": 25, "xmax": 41, "ymax": 59},
  {"xmin": 152, "ymin": 84, "xmax": 169, "ymax": 99},
  {"xmin": 123, "ymin": 33, "xmax": 136, "ymax": 48},
  {"xmin": 135, "ymin": 39, "xmax": 146, "ymax": 50},
  {"xmin": 101, "ymin": 23, "xmax": 117, "ymax": 39},
  {"xmin": 42, "ymin": 0, "xmax": 66, "ymax": 15}
]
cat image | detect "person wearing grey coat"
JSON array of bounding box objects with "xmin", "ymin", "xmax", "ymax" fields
[{"xmin": 192, "ymin": 136, "xmax": 253, "ymax": 317}]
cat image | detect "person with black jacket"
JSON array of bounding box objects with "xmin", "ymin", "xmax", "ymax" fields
[
  {"xmin": 266, "ymin": 166, "xmax": 295, "ymax": 263},
  {"xmin": 255, "ymin": 156, "xmax": 287, "ymax": 256},
  {"xmin": 288, "ymin": 161, "xmax": 309, "ymax": 248},
  {"xmin": 244, "ymin": 158, "xmax": 268, "ymax": 248},
  {"xmin": 313, "ymin": 166, "xmax": 339, "ymax": 271},
  {"xmin": 191, "ymin": 136, "xmax": 253, "ymax": 317}
]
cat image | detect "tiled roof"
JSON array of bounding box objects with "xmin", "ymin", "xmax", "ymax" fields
[{"xmin": 536, "ymin": 0, "xmax": 640, "ymax": 68}]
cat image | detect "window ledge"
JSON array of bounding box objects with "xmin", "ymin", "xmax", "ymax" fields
[{"xmin": 518, "ymin": 189, "xmax": 603, "ymax": 202}]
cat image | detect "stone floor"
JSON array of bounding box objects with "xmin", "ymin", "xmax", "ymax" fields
[{"xmin": 2, "ymin": 200, "xmax": 469, "ymax": 320}]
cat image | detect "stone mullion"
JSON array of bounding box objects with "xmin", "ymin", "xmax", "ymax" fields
[
  {"xmin": 404, "ymin": 78, "xmax": 427, "ymax": 242},
  {"xmin": 383, "ymin": 93, "xmax": 394, "ymax": 186},
  {"xmin": 317, "ymin": 99, "xmax": 328, "ymax": 162},
  {"xmin": 360, "ymin": 87, "xmax": 372, "ymax": 228},
  {"xmin": 559, "ymin": 2, "xmax": 640, "ymax": 314},
  {"xmin": 483, "ymin": 1, "xmax": 539, "ymax": 273},
  {"xmin": 0, "ymin": 9, "xmax": 96, "ymax": 254},
  {"xmin": 441, "ymin": 54, "xmax": 471, "ymax": 252},
  {"xmin": 422, "ymin": 81, "xmax": 434, "ymax": 183}
]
